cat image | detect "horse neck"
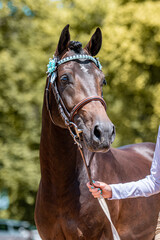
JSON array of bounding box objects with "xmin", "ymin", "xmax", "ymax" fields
[{"xmin": 40, "ymin": 101, "xmax": 79, "ymax": 190}]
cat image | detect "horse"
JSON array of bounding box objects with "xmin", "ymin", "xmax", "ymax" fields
[{"xmin": 35, "ymin": 24, "xmax": 160, "ymax": 240}]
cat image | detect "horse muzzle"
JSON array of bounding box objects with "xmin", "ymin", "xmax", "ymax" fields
[
  {"xmin": 77, "ymin": 117, "xmax": 116, "ymax": 152},
  {"xmin": 88, "ymin": 122, "xmax": 115, "ymax": 152}
]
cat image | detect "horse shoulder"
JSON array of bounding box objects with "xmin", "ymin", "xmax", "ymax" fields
[{"xmin": 104, "ymin": 142, "xmax": 156, "ymax": 182}]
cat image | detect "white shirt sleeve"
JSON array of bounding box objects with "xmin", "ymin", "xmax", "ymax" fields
[{"xmin": 109, "ymin": 126, "xmax": 160, "ymax": 200}]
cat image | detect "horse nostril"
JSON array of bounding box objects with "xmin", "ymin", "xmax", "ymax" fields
[
  {"xmin": 94, "ymin": 125, "xmax": 101, "ymax": 140},
  {"xmin": 112, "ymin": 125, "xmax": 115, "ymax": 136},
  {"xmin": 111, "ymin": 125, "xmax": 116, "ymax": 143}
]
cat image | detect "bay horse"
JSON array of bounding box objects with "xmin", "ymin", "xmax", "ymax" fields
[{"xmin": 35, "ymin": 25, "xmax": 160, "ymax": 240}]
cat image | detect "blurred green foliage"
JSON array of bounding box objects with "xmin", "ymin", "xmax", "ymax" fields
[{"xmin": 0, "ymin": 0, "xmax": 160, "ymax": 223}]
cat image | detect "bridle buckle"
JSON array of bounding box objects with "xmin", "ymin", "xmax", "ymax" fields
[{"xmin": 67, "ymin": 121, "xmax": 83, "ymax": 148}]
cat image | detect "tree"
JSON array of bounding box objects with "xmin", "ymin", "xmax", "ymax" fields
[
  {"xmin": 62, "ymin": 0, "xmax": 160, "ymax": 145},
  {"xmin": 100, "ymin": 1, "xmax": 160, "ymax": 146},
  {"xmin": 0, "ymin": 0, "xmax": 67, "ymax": 223}
]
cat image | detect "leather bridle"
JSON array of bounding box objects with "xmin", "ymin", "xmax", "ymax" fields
[{"xmin": 46, "ymin": 53, "xmax": 106, "ymax": 150}]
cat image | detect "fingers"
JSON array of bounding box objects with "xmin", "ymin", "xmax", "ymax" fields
[
  {"xmin": 89, "ymin": 187, "xmax": 102, "ymax": 198},
  {"xmin": 86, "ymin": 181, "xmax": 112, "ymax": 199},
  {"xmin": 93, "ymin": 181, "xmax": 106, "ymax": 189},
  {"xmin": 86, "ymin": 181, "xmax": 106, "ymax": 189},
  {"xmin": 86, "ymin": 181, "xmax": 102, "ymax": 198},
  {"xmin": 93, "ymin": 188, "xmax": 102, "ymax": 198},
  {"xmin": 89, "ymin": 187, "xmax": 100, "ymax": 193},
  {"xmin": 86, "ymin": 181, "xmax": 100, "ymax": 188},
  {"xmin": 86, "ymin": 182, "xmax": 93, "ymax": 189},
  {"xmin": 93, "ymin": 191, "xmax": 102, "ymax": 198}
]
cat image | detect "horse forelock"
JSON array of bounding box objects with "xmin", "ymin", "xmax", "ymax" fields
[{"xmin": 68, "ymin": 41, "xmax": 83, "ymax": 54}]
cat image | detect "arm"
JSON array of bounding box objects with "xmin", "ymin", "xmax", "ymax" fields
[
  {"xmin": 110, "ymin": 125, "xmax": 160, "ymax": 199},
  {"xmin": 87, "ymin": 126, "xmax": 160, "ymax": 200}
]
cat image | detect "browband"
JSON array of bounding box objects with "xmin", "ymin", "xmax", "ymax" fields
[
  {"xmin": 57, "ymin": 54, "xmax": 102, "ymax": 70},
  {"xmin": 47, "ymin": 54, "xmax": 102, "ymax": 77}
]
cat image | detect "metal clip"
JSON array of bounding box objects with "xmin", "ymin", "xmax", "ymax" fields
[
  {"xmin": 69, "ymin": 122, "xmax": 83, "ymax": 139},
  {"xmin": 67, "ymin": 121, "xmax": 83, "ymax": 148}
]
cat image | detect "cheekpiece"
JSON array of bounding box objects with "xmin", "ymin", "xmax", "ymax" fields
[{"xmin": 47, "ymin": 54, "xmax": 102, "ymax": 83}]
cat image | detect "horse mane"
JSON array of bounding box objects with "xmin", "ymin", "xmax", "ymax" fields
[{"xmin": 69, "ymin": 41, "xmax": 82, "ymax": 53}]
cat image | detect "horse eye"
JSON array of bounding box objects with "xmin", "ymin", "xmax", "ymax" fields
[
  {"xmin": 100, "ymin": 78, "xmax": 107, "ymax": 88},
  {"xmin": 103, "ymin": 78, "xmax": 107, "ymax": 86},
  {"xmin": 60, "ymin": 75, "xmax": 69, "ymax": 84},
  {"xmin": 101, "ymin": 78, "xmax": 106, "ymax": 97}
]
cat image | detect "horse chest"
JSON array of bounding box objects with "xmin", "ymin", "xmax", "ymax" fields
[
  {"xmin": 37, "ymin": 191, "xmax": 108, "ymax": 240},
  {"xmin": 52, "ymin": 209, "xmax": 106, "ymax": 239}
]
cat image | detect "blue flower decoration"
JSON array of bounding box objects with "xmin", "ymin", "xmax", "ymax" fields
[{"xmin": 47, "ymin": 58, "xmax": 56, "ymax": 73}]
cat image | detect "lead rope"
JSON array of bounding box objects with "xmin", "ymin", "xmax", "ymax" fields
[
  {"xmin": 98, "ymin": 197, "xmax": 120, "ymax": 240},
  {"xmin": 77, "ymin": 144, "xmax": 120, "ymax": 240}
]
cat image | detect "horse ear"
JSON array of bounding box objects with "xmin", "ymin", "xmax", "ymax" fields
[
  {"xmin": 56, "ymin": 24, "xmax": 70, "ymax": 56},
  {"xmin": 84, "ymin": 28, "xmax": 102, "ymax": 56}
]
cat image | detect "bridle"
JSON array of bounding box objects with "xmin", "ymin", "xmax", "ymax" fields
[
  {"xmin": 45, "ymin": 52, "xmax": 121, "ymax": 240},
  {"xmin": 46, "ymin": 53, "xmax": 106, "ymax": 151}
]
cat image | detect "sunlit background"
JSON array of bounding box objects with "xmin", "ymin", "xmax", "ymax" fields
[{"xmin": 0, "ymin": 0, "xmax": 160, "ymax": 238}]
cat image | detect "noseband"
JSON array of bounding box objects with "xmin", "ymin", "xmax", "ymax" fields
[
  {"xmin": 46, "ymin": 53, "xmax": 106, "ymax": 144},
  {"xmin": 70, "ymin": 96, "xmax": 106, "ymax": 122}
]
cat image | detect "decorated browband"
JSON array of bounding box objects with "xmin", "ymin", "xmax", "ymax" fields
[{"xmin": 47, "ymin": 54, "xmax": 102, "ymax": 84}]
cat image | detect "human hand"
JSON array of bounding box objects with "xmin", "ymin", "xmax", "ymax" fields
[{"xmin": 86, "ymin": 181, "xmax": 112, "ymax": 199}]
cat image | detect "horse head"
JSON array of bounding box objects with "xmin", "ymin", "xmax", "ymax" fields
[{"xmin": 47, "ymin": 24, "xmax": 115, "ymax": 152}]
